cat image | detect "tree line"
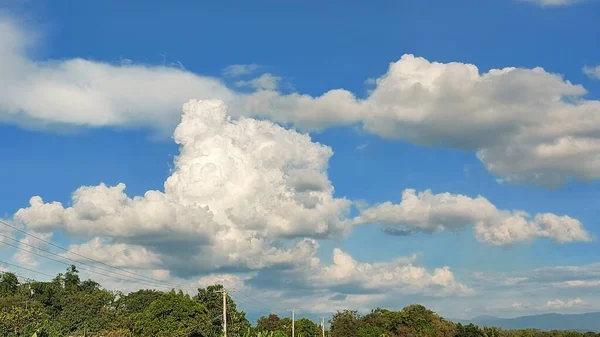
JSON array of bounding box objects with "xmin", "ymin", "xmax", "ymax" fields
[{"xmin": 1, "ymin": 266, "xmax": 598, "ymax": 337}]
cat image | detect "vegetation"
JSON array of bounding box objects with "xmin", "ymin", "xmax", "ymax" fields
[{"xmin": 2, "ymin": 267, "xmax": 600, "ymax": 337}]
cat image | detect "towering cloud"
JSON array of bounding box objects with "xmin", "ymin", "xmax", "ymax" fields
[{"xmin": 14, "ymin": 100, "xmax": 351, "ymax": 276}]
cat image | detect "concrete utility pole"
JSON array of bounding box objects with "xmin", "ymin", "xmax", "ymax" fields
[
  {"xmin": 321, "ymin": 317, "xmax": 325, "ymax": 337},
  {"xmin": 287, "ymin": 309, "xmax": 296, "ymax": 337},
  {"xmin": 217, "ymin": 289, "xmax": 228, "ymax": 337}
]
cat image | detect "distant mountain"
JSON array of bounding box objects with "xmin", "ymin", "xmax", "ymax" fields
[{"xmin": 451, "ymin": 312, "xmax": 600, "ymax": 332}]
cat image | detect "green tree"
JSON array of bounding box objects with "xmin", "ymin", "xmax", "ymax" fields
[
  {"xmin": 257, "ymin": 314, "xmax": 282, "ymax": 332},
  {"xmin": 194, "ymin": 284, "xmax": 251, "ymax": 337},
  {"xmin": 455, "ymin": 323, "xmax": 484, "ymax": 337},
  {"xmin": 28, "ymin": 280, "xmax": 63, "ymax": 315},
  {"xmin": 357, "ymin": 324, "xmax": 385, "ymax": 337},
  {"xmin": 400, "ymin": 304, "xmax": 437, "ymax": 336},
  {"xmin": 57, "ymin": 287, "xmax": 116, "ymax": 335},
  {"xmin": 133, "ymin": 290, "xmax": 210, "ymax": 337},
  {"xmin": 0, "ymin": 272, "xmax": 19, "ymax": 297},
  {"xmin": 0, "ymin": 305, "xmax": 48, "ymax": 337},
  {"xmin": 483, "ymin": 327, "xmax": 501, "ymax": 337},
  {"xmin": 63, "ymin": 265, "xmax": 81, "ymax": 292},
  {"xmin": 330, "ymin": 310, "xmax": 361, "ymax": 337},
  {"xmin": 362, "ymin": 308, "xmax": 403, "ymax": 334},
  {"xmin": 295, "ymin": 318, "xmax": 321, "ymax": 337}
]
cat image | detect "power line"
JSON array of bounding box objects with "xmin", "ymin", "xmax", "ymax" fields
[
  {"xmin": 0, "ymin": 219, "xmax": 192, "ymax": 290},
  {"xmin": 229, "ymin": 293, "xmax": 278, "ymax": 316},
  {"xmin": 233, "ymin": 288, "xmax": 287, "ymax": 313},
  {"xmin": 0, "ymin": 270, "xmax": 35, "ymax": 283},
  {"xmin": 0, "ymin": 238, "xmax": 291, "ymax": 319},
  {"xmin": 0, "ymin": 221, "xmax": 306, "ymax": 318},
  {"xmin": 0, "ymin": 237, "xmax": 192, "ymax": 291},
  {"xmin": 0, "ymin": 260, "xmax": 56, "ymax": 279}
]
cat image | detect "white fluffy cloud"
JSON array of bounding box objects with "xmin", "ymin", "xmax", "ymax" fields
[
  {"xmin": 62, "ymin": 238, "xmax": 161, "ymax": 269},
  {"xmin": 354, "ymin": 189, "xmax": 592, "ymax": 245},
  {"xmin": 249, "ymin": 55, "xmax": 600, "ymax": 187},
  {"xmin": 309, "ymin": 248, "xmax": 473, "ymax": 297},
  {"xmin": 583, "ymin": 65, "xmax": 600, "ymax": 80},
  {"xmin": 4, "ymin": 16, "xmax": 600, "ymax": 186},
  {"xmin": 253, "ymin": 56, "xmax": 599, "ymax": 186},
  {"xmin": 11, "ymin": 100, "xmax": 474, "ymax": 301},
  {"xmin": 247, "ymin": 248, "xmax": 472, "ymax": 300},
  {"xmin": 0, "ymin": 15, "xmax": 235, "ymax": 133},
  {"xmin": 546, "ymin": 297, "xmax": 586, "ymax": 308},
  {"xmin": 14, "ymin": 99, "xmax": 351, "ymax": 275}
]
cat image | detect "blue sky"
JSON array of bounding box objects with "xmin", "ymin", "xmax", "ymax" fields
[{"xmin": 2, "ymin": 0, "xmax": 600, "ymax": 321}]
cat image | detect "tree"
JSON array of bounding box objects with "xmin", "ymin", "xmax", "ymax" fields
[
  {"xmin": 295, "ymin": 318, "xmax": 321, "ymax": 337},
  {"xmin": 362, "ymin": 308, "xmax": 403, "ymax": 334},
  {"xmin": 357, "ymin": 324, "xmax": 385, "ymax": 337},
  {"xmin": 0, "ymin": 272, "xmax": 19, "ymax": 297},
  {"xmin": 28, "ymin": 280, "xmax": 63, "ymax": 315},
  {"xmin": 0, "ymin": 305, "xmax": 47, "ymax": 336},
  {"xmin": 194, "ymin": 284, "xmax": 251, "ymax": 337},
  {"xmin": 133, "ymin": 290, "xmax": 210, "ymax": 337},
  {"xmin": 455, "ymin": 323, "xmax": 484, "ymax": 337},
  {"xmin": 80, "ymin": 279, "xmax": 101, "ymax": 293},
  {"xmin": 400, "ymin": 304, "xmax": 437, "ymax": 334},
  {"xmin": 117, "ymin": 289, "xmax": 163, "ymax": 315},
  {"xmin": 279, "ymin": 317, "xmax": 293, "ymax": 337},
  {"xmin": 63, "ymin": 265, "xmax": 81, "ymax": 292},
  {"xmin": 330, "ymin": 310, "xmax": 361, "ymax": 337},
  {"xmin": 257, "ymin": 314, "xmax": 282, "ymax": 332},
  {"xmin": 57, "ymin": 287, "xmax": 116, "ymax": 335}
]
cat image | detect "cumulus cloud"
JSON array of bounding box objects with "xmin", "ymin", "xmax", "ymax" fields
[
  {"xmin": 62, "ymin": 238, "xmax": 162, "ymax": 269},
  {"xmin": 248, "ymin": 248, "xmax": 472, "ymax": 299},
  {"xmin": 14, "ymin": 100, "xmax": 351, "ymax": 276},
  {"xmin": 3, "ymin": 15, "xmax": 600, "ymax": 186},
  {"xmin": 546, "ymin": 297, "xmax": 586, "ymax": 308},
  {"xmin": 10, "ymin": 100, "xmax": 477, "ymax": 302},
  {"xmin": 246, "ymin": 55, "xmax": 600, "ymax": 187},
  {"xmin": 583, "ymin": 65, "xmax": 600, "ymax": 80},
  {"xmin": 0, "ymin": 15, "xmax": 235, "ymax": 133},
  {"xmin": 353, "ymin": 189, "xmax": 592, "ymax": 245}
]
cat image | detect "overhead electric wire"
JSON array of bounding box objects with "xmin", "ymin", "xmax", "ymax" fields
[
  {"xmin": 0, "ymin": 270, "xmax": 36, "ymax": 283},
  {"xmin": 0, "ymin": 219, "xmax": 193, "ymax": 290},
  {"xmin": 229, "ymin": 293, "xmax": 274, "ymax": 314},
  {"xmin": 0, "ymin": 236, "xmax": 194, "ymax": 291},
  {"xmin": 0, "ymin": 259, "xmax": 56, "ymax": 279},
  {"xmin": 0, "ymin": 220, "xmax": 294, "ymax": 316},
  {"xmin": 233, "ymin": 288, "xmax": 287, "ymax": 313},
  {"xmin": 231, "ymin": 291, "xmax": 287, "ymax": 316}
]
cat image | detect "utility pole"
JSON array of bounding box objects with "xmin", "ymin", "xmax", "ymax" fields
[
  {"xmin": 321, "ymin": 317, "xmax": 325, "ymax": 337},
  {"xmin": 217, "ymin": 289, "xmax": 228, "ymax": 337},
  {"xmin": 287, "ymin": 309, "xmax": 296, "ymax": 337}
]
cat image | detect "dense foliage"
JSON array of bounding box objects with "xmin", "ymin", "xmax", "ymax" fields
[
  {"xmin": 326, "ymin": 306, "xmax": 600, "ymax": 337},
  {"xmin": 0, "ymin": 267, "xmax": 249, "ymax": 337},
  {"xmin": 2, "ymin": 267, "xmax": 600, "ymax": 337}
]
